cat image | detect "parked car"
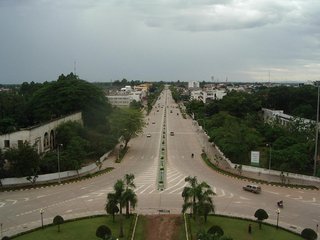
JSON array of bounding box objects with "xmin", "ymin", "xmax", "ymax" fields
[
  {"xmin": 146, "ymin": 134, "xmax": 151, "ymax": 137},
  {"xmin": 170, "ymin": 132, "xmax": 174, "ymax": 136},
  {"xmin": 243, "ymin": 184, "xmax": 261, "ymax": 194}
]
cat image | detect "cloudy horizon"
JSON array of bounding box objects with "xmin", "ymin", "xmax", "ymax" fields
[{"xmin": 0, "ymin": 0, "xmax": 319, "ymax": 84}]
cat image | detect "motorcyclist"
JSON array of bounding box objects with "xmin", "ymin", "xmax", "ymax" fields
[
  {"xmin": 191, "ymin": 153, "xmax": 194, "ymax": 158},
  {"xmin": 277, "ymin": 200, "xmax": 283, "ymax": 207}
]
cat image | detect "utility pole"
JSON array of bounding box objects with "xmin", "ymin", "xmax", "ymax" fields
[{"xmin": 313, "ymin": 81, "xmax": 320, "ymax": 176}]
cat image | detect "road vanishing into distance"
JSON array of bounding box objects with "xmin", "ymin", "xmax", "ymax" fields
[{"xmin": 0, "ymin": 87, "xmax": 319, "ymax": 236}]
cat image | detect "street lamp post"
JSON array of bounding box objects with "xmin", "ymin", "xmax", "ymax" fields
[
  {"xmin": 266, "ymin": 144, "xmax": 272, "ymax": 171},
  {"xmin": 0, "ymin": 223, "xmax": 3, "ymax": 238},
  {"xmin": 40, "ymin": 209, "xmax": 44, "ymax": 229},
  {"xmin": 57, "ymin": 144, "xmax": 63, "ymax": 184},
  {"xmin": 276, "ymin": 208, "xmax": 280, "ymax": 229},
  {"xmin": 314, "ymin": 81, "xmax": 320, "ymax": 177}
]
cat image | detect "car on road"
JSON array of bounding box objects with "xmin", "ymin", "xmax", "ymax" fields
[
  {"xmin": 152, "ymin": 122, "xmax": 155, "ymax": 124},
  {"xmin": 146, "ymin": 134, "xmax": 151, "ymax": 137},
  {"xmin": 243, "ymin": 184, "xmax": 261, "ymax": 193},
  {"xmin": 170, "ymin": 132, "xmax": 174, "ymax": 136}
]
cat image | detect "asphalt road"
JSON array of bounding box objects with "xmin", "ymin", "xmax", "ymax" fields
[{"xmin": 0, "ymin": 87, "xmax": 319, "ymax": 237}]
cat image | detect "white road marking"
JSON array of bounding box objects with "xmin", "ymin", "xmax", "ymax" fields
[
  {"xmin": 162, "ymin": 178, "xmax": 185, "ymax": 192},
  {"xmin": 36, "ymin": 195, "xmax": 47, "ymax": 199},
  {"xmin": 66, "ymin": 210, "xmax": 72, "ymax": 213},
  {"xmin": 6, "ymin": 199, "xmax": 17, "ymax": 205},
  {"xmin": 217, "ymin": 190, "xmax": 225, "ymax": 197},
  {"xmin": 95, "ymin": 193, "xmax": 105, "ymax": 197},
  {"xmin": 292, "ymin": 196, "xmax": 303, "ymax": 200},
  {"xmin": 78, "ymin": 195, "xmax": 89, "ymax": 199},
  {"xmin": 169, "ymin": 183, "xmax": 187, "ymax": 194},
  {"xmin": 149, "ymin": 189, "xmax": 156, "ymax": 194},
  {"xmin": 227, "ymin": 193, "xmax": 234, "ymax": 199},
  {"xmin": 23, "ymin": 198, "xmax": 29, "ymax": 201},
  {"xmin": 0, "ymin": 202, "xmax": 5, "ymax": 208},
  {"xmin": 87, "ymin": 199, "xmax": 94, "ymax": 202},
  {"xmin": 240, "ymin": 196, "xmax": 250, "ymax": 200},
  {"xmin": 134, "ymin": 185, "xmax": 145, "ymax": 192},
  {"xmin": 140, "ymin": 184, "xmax": 154, "ymax": 194},
  {"xmin": 80, "ymin": 187, "xmax": 88, "ymax": 190},
  {"xmin": 168, "ymin": 174, "xmax": 182, "ymax": 183},
  {"xmin": 264, "ymin": 190, "xmax": 279, "ymax": 195}
]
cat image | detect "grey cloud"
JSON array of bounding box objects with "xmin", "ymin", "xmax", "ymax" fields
[{"xmin": 120, "ymin": 0, "xmax": 301, "ymax": 31}]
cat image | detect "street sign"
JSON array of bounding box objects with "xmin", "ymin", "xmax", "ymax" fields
[{"xmin": 251, "ymin": 151, "xmax": 260, "ymax": 165}]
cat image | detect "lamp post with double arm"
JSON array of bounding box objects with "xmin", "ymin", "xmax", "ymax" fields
[
  {"xmin": 57, "ymin": 144, "xmax": 63, "ymax": 184},
  {"xmin": 276, "ymin": 208, "xmax": 280, "ymax": 229},
  {"xmin": 40, "ymin": 208, "xmax": 44, "ymax": 229},
  {"xmin": 266, "ymin": 143, "xmax": 272, "ymax": 171}
]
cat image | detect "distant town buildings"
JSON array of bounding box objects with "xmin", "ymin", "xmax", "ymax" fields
[
  {"xmin": 106, "ymin": 84, "xmax": 150, "ymax": 107},
  {"xmin": 0, "ymin": 112, "xmax": 82, "ymax": 154}
]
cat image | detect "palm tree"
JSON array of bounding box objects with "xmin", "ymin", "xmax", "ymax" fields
[
  {"xmin": 123, "ymin": 174, "xmax": 136, "ymax": 217},
  {"xmin": 182, "ymin": 176, "xmax": 215, "ymax": 220},
  {"xmin": 106, "ymin": 193, "xmax": 119, "ymax": 222},
  {"xmin": 124, "ymin": 173, "xmax": 135, "ymax": 190},
  {"xmin": 196, "ymin": 182, "xmax": 215, "ymax": 222},
  {"xmin": 123, "ymin": 188, "xmax": 137, "ymax": 217},
  {"xmin": 113, "ymin": 179, "xmax": 125, "ymax": 214},
  {"xmin": 182, "ymin": 176, "xmax": 199, "ymax": 218}
]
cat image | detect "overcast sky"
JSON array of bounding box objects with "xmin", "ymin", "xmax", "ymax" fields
[{"xmin": 0, "ymin": 0, "xmax": 319, "ymax": 84}]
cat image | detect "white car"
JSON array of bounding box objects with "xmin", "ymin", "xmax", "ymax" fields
[{"xmin": 147, "ymin": 134, "xmax": 151, "ymax": 137}]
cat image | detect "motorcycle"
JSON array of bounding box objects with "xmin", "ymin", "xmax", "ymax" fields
[
  {"xmin": 277, "ymin": 201, "xmax": 284, "ymax": 208},
  {"xmin": 191, "ymin": 153, "xmax": 194, "ymax": 158}
]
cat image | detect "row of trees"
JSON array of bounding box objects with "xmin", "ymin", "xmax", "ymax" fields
[
  {"xmin": 0, "ymin": 73, "xmax": 146, "ymax": 179},
  {"xmin": 184, "ymin": 86, "xmax": 318, "ymax": 175},
  {"xmin": 105, "ymin": 174, "xmax": 137, "ymax": 238},
  {"xmin": 0, "ymin": 73, "xmax": 112, "ymax": 134}
]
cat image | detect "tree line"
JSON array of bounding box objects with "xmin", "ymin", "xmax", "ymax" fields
[
  {"xmin": 0, "ymin": 73, "xmax": 145, "ymax": 179},
  {"xmin": 184, "ymin": 85, "xmax": 319, "ymax": 176}
]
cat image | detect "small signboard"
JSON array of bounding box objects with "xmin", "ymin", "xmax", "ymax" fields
[{"xmin": 251, "ymin": 151, "xmax": 260, "ymax": 166}]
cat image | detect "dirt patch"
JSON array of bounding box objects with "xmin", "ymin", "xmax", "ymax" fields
[{"xmin": 144, "ymin": 214, "xmax": 183, "ymax": 240}]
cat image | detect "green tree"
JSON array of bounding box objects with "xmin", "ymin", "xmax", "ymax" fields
[
  {"xmin": 123, "ymin": 189, "xmax": 137, "ymax": 218},
  {"xmin": 0, "ymin": 149, "xmax": 5, "ymax": 181},
  {"xmin": 110, "ymin": 108, "xmax": 145, "ymax": 149},
  {"xmin": 129, "ymin": 100, "xmax": 142, "ymax": 109},
  {"xmin": 4, "ymin": 142, "xmax": 40, "ymax": 178},
  {"xmin": 301, "ymin": 228, "xmax": 318, "ymax": 240},
  {"xmin": 113, "ymin": 179, "xmax": 125, "ymax": 237},
  {"xmin": 106, "ymin": 193, "xmax": 119, "ymax": 222},
  {"xmin": 182, "ymin": 176, "xmax": 215, "ymax": 220},
  {"xmin": 207, "ymin": 225, "xmax": 224, "ymax": 238},
  {"xmin": 53, "ymin": 215, "xmax": 64, "ymax": 232},
  {"xmin": 123, "ymin": 174, "xmax": 137, "ymax": 217},
  {"xmin": 96, "ymin": 225, "xmax": 112, "ymax": 240},
  {"xmin": 254, "ymin": 209, "xmax": 268, "ymax": 229},
  {"xmin": 28, "ymin": 73, "xmax": 112, "ymax": 129}
]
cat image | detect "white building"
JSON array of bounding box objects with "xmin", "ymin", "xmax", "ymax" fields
[
  {"xmin": 190, "ymin": 89, "xmax": 227, "ymax": 103},
  {"xmin": 120, "ymin": 85, "xmax": 133, "ymax": 92},
  {"xmin": 188, "ymin": 81, "xmax": 200, "ymax": 89},
  {"xmin": 106, "ymin": 91, "xmax": 143, "ymax": 107},
  {"xmin": 0, "ymin": 112, "xmax": 82, "ymax": 154},
  {"xmin": 262, "ymin": 108, "xmax": 314, "ymax": 127}
]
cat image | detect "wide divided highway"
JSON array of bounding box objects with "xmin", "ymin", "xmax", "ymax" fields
[{"xmin": 0, "ymin": 87, "xmax": 319, "ymax": 236}]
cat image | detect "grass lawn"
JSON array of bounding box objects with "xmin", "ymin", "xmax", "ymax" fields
[
  {"xmin": 189, "ymin": 215, "xmax": 303, "ymax": 240},
  {"xmin": 13, "ymin": 215, "xmax": 134, "ymax": 240},
  {"xmin": 134, "ymin": 215, "xmax": 146, "ymax": 240}
]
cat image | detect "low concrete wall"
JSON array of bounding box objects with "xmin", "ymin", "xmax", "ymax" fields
[
  {"xmin": 197, "ymin": 122, "xmax": 320, "ymax": 185},
  {"xmin": 1, "ymin": 151, "xmax": 112, "ymax": 187}
]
